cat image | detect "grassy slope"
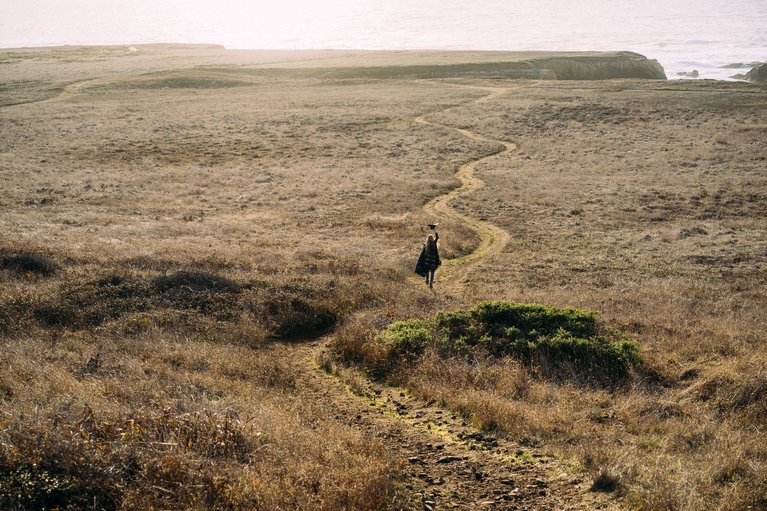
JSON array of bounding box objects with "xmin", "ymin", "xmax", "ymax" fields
[
  {"xmin": 0, "ymin": 65, "xmax": 485, "ymax": 510},
  {"xmin": 385, "ymin": 78, "xmax": 767, "ymax": 509},
  {"xmin": 1, "ymin": 48, "xmax": 766, "ymax": 509}
]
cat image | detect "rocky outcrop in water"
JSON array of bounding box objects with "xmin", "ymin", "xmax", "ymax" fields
[{"xmin": 745, "ymin": 63, "xmax": 767, "ymax": 83}]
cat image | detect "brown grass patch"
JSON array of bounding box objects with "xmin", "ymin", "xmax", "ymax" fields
[{"xmin": 2, "ymin": 55, "xmax": 766, "ymax": 510}]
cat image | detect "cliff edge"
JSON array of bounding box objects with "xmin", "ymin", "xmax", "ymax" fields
[
  {"xmin": 307, "ymin": 51, "xmax": 667, "ymax": 81},
  {"xmin": 529, "ymin": 51, "xmax": 667, "ymax": 80}
]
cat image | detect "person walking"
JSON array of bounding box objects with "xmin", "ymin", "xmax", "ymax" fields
[{"xmin": 415, "ymin": 228, "xmax": 441, "ymax": 288}]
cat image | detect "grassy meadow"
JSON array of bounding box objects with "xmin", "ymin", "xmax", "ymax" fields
[
  {"xmin": 333, "ymin": 78, "xmax": 767, "ymax": 509},
  {"xmin": 1, "ymin": 46, "xmax": 766, "ymax": 510}
]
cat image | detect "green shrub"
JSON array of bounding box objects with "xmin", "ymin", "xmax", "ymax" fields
[
  {"xmin": 373, "ymin": 301, "xmax": 642, "ymax": 385},
  {"xmin": 467, "ymin": 301, "xmax": 596, "ymax": 339},
  {"xmin": 534, "ymin": 332, "xmax": 642, "ymax": 381},
  {"xmin": 377, "ymin": 319, "xmax": 431, "ymax": 357}
]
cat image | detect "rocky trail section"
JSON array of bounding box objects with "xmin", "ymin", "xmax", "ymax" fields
[{"xmin": 277, "ymin": 339, "xmax": 620, "ymax": 511}]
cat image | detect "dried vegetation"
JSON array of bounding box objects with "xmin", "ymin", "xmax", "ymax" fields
[
  {"xmin": 1, "ymin": 48, "xmax": 766, "ymax": 510},
  {"xmin": 333, "ymin": 79, "xmax": 767, "ymax": 509}
]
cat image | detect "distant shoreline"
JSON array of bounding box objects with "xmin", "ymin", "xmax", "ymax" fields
[
  {"xmin": 3, "ymin": 0, "xmax": 764, "ymax": 81},
  {"xmin": 0, "ymin": 43, "xmax": 228, "ymax": 52}
]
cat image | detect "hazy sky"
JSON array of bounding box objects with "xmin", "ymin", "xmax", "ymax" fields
[{"xmin": 2, "ymin": 0, "xmax": 765, "ymax": 50}]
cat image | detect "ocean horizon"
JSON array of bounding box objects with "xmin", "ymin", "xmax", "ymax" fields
[{"xmin": 1, "ymin": 0, "xmax": 765, "ymax": 80}]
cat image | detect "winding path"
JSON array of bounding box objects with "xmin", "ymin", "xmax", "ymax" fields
[
  {"xmin": 416, "ymin": 84, "xmax": 514, "ymax": 283},
  {"xmin": 0, "ymin": 78, "xmax": 100, "ymax": 109},
  {"xmin": 285, "ymin": 82, "xmax": 620, "ymax": 510}
]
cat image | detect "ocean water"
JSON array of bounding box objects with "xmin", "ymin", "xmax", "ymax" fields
[{"xmin": 1, "ymin": 0, "xmax": 765, "ymax": 80}]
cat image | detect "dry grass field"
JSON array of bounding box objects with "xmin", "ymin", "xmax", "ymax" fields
[
  {"xmin": 1, "ymin": 45, "xmax": 765, "ymax": 510},
  {"xmin": 419, "ymin": 78, "xmax": 767, "ymax": 508}
]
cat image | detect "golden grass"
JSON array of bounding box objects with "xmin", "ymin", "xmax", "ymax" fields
[
  {"xmin": 0, "ymin": 62, "xmax": 483, "ymax": 508},
  {"xmin": 1, "ymin": 329, "xmax": 399, "ymax": 509},
  {"xmin": 1, "ymin": 50, "xmax": 766, "ymax": 509},
  {"xmin": 330, "ymin": 80, "xmax": 767, "ymax": 509},
  {"xmin": 413, "ymin": 80, "xmax": 766, "ymax": 509}
]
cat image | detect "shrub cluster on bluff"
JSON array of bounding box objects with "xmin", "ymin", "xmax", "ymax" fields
[{"xmin": 377, "ymin": 301, "xmax": 642, "ymax": 384}]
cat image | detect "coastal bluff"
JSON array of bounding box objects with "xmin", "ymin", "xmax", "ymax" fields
[
  {"xmin": 529, "ymin": 51, "xmax": 667, "ymax": 80},
  {"xmin": 746, "ymin": 63, "xmax": 767, "ymax": 83},
  {"xmin": 265, "ymin": 51, "xmax": 668, "ymax": 81},
  {"xmin": 1, "ymin": 45, "xmax": 666, "ymax": 83}
]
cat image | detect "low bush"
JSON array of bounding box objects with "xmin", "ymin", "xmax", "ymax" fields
[
  {"xmin": 254, "ymin": 291, "xmax": 337, "ymax": 340},
  {"xmin": 32, "ymin": 273, "xmax": 242, "ymax": 329},
  {"xmin": 11, "ymin": 270, "xmax": 338, "ymax": 341},
  {"xmin": 0, "ymin": 251, "xmax": 57, "ymax": 276},
  {"xmin": 152, "ymin": 270, "xmax": 242, "ymax": 294},
  {"xmin": 363, "ymin": 301, "xmax": 642, "ymax": 385},
  {"xmin": 378, "ymin": 319, "xmax": 431, "ymax": 357}
]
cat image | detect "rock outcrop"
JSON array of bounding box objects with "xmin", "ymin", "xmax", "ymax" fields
[
  {"xmin": 529, "ymin": 52, "xmax": 667, "ymax": 80},
  {"xmin": 745, "ymin": 63, "xmax": 767, "ymax": 83}
]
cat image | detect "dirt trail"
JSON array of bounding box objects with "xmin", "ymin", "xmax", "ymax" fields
[
  {"xmin": 275, "ymin": 336, "xmax": 619, "ymax": 510},
  {"xmin": 0, "ymin": 78, "xmax": 101, "ymax": 109},
  {"xmin": 281, "ymin": 82, "xmax": 621, "ymax": 510},
  {"xmin": 49, "ymin": 79, "xmax": 98, "ymax": 103},
  {"xmin": 417, "ymin": 85, "xmax": 514, "ymax": 283}
]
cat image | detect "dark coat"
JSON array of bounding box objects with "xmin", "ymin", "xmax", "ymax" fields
[{"xmin": 415, "ymin": 237, "xmax": 441, "ymax": 276}]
